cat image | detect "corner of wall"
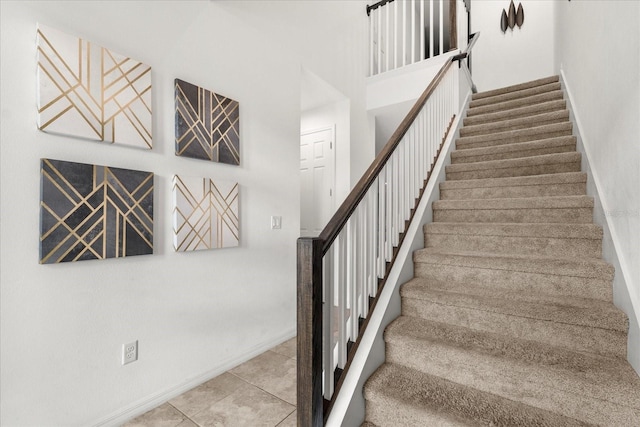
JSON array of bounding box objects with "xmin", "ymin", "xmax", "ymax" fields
[{"xmin": 559, "ymin": 70, "xmax": 640, "ymax": 375}]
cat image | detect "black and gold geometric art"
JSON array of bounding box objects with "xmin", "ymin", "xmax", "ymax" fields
[
  {"xmin": 175, "ymin": 79, "xmax": 240, "ymax": 165},
  {"xmin": 172, "ymin": 175, "xmax": 239, "ymax": 252},
  {"xmin": 36, "ymin": 24, "xmax": 153, "ymax": 149},
  {"xmin": 40, "ymin": 159, "xmax": 154, "ymax": 264}
]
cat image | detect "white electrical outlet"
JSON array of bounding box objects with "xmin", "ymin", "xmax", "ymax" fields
[
  {"xmin": 271, "ymin": 215, "xmax": 282, "ymax": 229},
  {"xmin": 122, "ymin": 340, "xmax": 138, "ymax": 365}
]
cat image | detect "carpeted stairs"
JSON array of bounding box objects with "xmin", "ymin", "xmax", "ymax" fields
[{"xmin": 363, "ymin": 76, "xmax": 640, "ymax": 426}]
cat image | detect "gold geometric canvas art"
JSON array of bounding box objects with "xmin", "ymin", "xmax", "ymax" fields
[
  {"xmin": 40, "ymin": 159, "xmax": 154, "ymax": 264},
  {"xmin": 172, "ymin": 175, "xmax": 239, "ymax": 252},
  {"xmin": 36, "ymin": 24, "xmax": 152, "ymax": 149}
]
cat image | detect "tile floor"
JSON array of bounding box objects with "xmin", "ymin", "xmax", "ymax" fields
[{"xmin": 123, "ymin": 338, "xmax": 297, "ymax": 427}]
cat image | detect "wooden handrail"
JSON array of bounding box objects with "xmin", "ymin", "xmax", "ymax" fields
[{"xmin": 319, "ymin": 57, "xmax": 453, "ymax": 254}]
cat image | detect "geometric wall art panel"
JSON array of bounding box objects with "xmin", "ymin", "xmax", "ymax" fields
[
  {"xmin": 172, "ymin": 175, "xmax": 239, "ymax": 252},
  {"xmin": 36, "ymin": 24, "xmax": 152, "ymax": 149},
  {"xmin": 174, "ymin": 79, "xmax": 240, "ymax": 165},
  {"xmin": 40, "ymin": 158, "xmax": 154, "ymax": 264}
]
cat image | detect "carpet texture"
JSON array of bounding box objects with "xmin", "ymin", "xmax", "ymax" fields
[{"xmin": 363, "ymin": 75, "xmax": 640, "ymax": 426}]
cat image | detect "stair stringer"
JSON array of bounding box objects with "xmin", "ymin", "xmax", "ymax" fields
[
  {"xmin": 560, "ymin": 70, "xmax": 640, "ymax": 375},
  {"xmin": 325, "ymin": 93, "xmax": 472, "ymax": 427}
]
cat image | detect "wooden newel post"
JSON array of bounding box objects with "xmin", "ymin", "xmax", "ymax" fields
[{"xmin": 297, "ymin": 237, "xmax": 324, "ymax": 427}]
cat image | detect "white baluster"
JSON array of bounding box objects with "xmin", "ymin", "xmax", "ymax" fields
[
  {"xmin": 402, "ymin": 0, "xmax": 407, "ymax": 67},
  {"xmin": 394, "ymin": 0, "xmax": 399, "ymax": 70},
  {"xmin": 369, "ymin": 6, "xmax": 375, "ymax": 75},
  {"xmin": 439, "ymin": 0, "xmax": 444, "ymax": 57},
  {"xmin": 385, "ymin": 4, "xmax": 390, "ymax": 73},
  {"xmin": 411, "ymin": 0, "xmax": 416, "ymax": 65},
  {"xmin": 420, "ymin": 0, "xmax": 425, "ymax": 61},
  {"xmin": 429, "ymin": 0, "xmax": 434, "ymax": 58},
  {"xmin": 377, "ymin": 6, "xmax": 382, "ymax": 74},
  {"xmin": 338, "ymin": 229, "xmax": 347, "ymax": 368}
]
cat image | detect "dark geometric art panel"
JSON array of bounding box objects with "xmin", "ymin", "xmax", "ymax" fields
[
  {"xmin": 40, "ymin": 158, "xmax": 153, "ymax": 264},
  {"xmin": 174, "ymin": 79, "xmax": 240, "ymax": 165}
]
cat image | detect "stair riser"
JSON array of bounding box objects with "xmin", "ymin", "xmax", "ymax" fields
[
  {"xmin": 385, "ymin": 340, "xmax": 638, "ymax": 426},
  {"xmin": 446, "ymin": 161, "xmax": 580, "ymax": 181},
  {"xmin": 433, "ymin": 207, "xmax": 593, "ymax": 224},
  {"xmin": 463, "ymin": 101, "xmax": 566, "ymax": 127},
  {"xmin": 467, "ymin": 91, "xmax": 564, "ymax": 117},
  {"xmin": 469, "ymin": 83, "xmax": 562, "ymax": 108},
  {"xmin": 401, "ymin": 299, "xmax": 625, "ymax": 358},
  {"xmin": 456, "ymin": 126, "xmax": 573, "ymax": 150},
  {"xmin": 460, "ymin": 116, "xmax": 569, "ymax": 138},
  {"xmin": 472, "ymin": 76, "xmax": 560, "ymax": 101},
  {"xmin": 440, "ymin": 182, "xmax": 586, "ymax": 200},
  {"xmin": 365, "ymin": 399, "xmax": 473, "ymax": 427},
  {"xmin": 386, "ymin": 317, "xmax": 619, "ymax": 374},
  {"xmin": 451, "ymin": 144, "xmax": 576, "ymax": 164},
  {"xmin": 413, "ymin": 263, "xmax": 612, "ymax": 301},
  {"xmin": 424, "ymin": 234, "xmax": 602, "ymax": 258}
]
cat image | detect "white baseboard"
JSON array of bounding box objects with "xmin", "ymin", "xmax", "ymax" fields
[
  {"xmin": 560, "ymin": 69, "xmax": 640, "ymax": 375},
  {"xmin": 93, "ymin": 329, "xmax": 296, "ymax": 427}
]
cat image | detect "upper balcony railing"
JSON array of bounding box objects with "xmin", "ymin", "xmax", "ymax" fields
[{"xmin": 368, "ymin": 0, "xmax": 458, "ymax": 76}]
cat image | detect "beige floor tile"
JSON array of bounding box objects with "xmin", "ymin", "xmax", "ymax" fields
[
  {"xmin": 169, "ymin": 372, "xmax": 246, "ymax": 417},
  {"xmin": 276, "ymin": 410, "xmax": 297, "ymax": 427},
  {"xmin": 271, "ymin": 337, "xmax": 296, "ymax": 359},
  {"xmin": 190, "ymin": 382, "xmax": 295, "ymax": 427},
  {"xmin": 122, "ymin": 402, "xmax": 186, "ymax": 427},
  {"xmin": 176, "ymin": 419, "xmax": 198, "ymax": 427},
  {"xmin": 229, "ymin": 350, "xmax": 297, "ymax": 405}
]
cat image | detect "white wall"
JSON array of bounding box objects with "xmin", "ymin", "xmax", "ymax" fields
[
  {"xmin": 554, "ymin": 0, "xmax": 640, "ymax": 372},
  {"xmin": 0, "ymin": 1, "xmax": 303, "ymax": 425},
  {"xmin": 471, "ymin": 0, "xmax": 555, "ymax": 92},
  {"xmin": 217, "ymin": 0, "xmax": 374, "ymax": 187}
]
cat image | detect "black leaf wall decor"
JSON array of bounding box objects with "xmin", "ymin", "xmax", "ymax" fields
[{"xmin": 501, "ymin": 0, "xmax": 524, "ymax": 33}]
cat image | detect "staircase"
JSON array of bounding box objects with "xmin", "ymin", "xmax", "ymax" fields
[{"xmin": 363, "ymin": 76, "xmax": 640, "ymax": 426}]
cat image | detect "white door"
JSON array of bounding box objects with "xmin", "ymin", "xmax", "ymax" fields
[{"xmin": 300, "ymin": 127, "xmax": 335, "ymax": 237}]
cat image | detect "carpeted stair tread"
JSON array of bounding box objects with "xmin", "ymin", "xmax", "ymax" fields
[
  {"xmin": 364, "ymin": 363, "xmax": 592, "ymax": 427},
  {"xmin": 456, "ymin": 122, "xmax": 573, "ymax": 150},
  {"xmin": 424, "ymin": 222, "xmax": 602, "ymax": 258},
  {"xmin": 469, "ymin": 82, "xmax": 562, "ymax": 108},
  {"xmin": 433, "ymin": 195, "xmax": 594, "ymax": 224},
  {"xmin": 386, "ymin": 316, "xmax": 634, "ymax": 378},
  {"xmin": 467, "ymin": 90, "xmax": 565, "ymax": 117},
  {"xmin": 460, "ymin": 110, "xmax": 570, "ymax": 138},
  {"xmin": 439, "ymin": 172, "xmax": 587, "ymax": 200},
  {"xmin": 383, "ymin": 323, "xmax": 640, "ymax": 426},
  {"xmin": 445, "ymin": 152, "xmax": 581, "ymax": 180},
  {"xmin": 463, "ymin": 99, "xmax": 567, "ymax": 127},
  {"xmin": 450, "ymin": 136, "xmax": 576, "ymax": 164},
  {"xmin": 472, "ymin": 76, "xmax": 559, "ymax": 101},
  {"xmin": 400, "ymin": 282, "xmax": 627, "ymax": 358}
]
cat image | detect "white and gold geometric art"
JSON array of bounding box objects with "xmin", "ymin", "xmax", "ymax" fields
[
  {"xmin": 172, "ymin": 175, "xmax": 239, "ymax": 252},
  {"xmin": 36, "ymin": 24, "xmax": 152, "ymax": 149}
]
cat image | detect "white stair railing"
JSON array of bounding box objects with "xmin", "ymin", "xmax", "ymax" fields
[
  {"xmin": 297, "ymin": 32, "xmax": 480, "ymax": 425},
  {"xmin": 368, "ymin": 0, "xmax": 457, "ymax": 76}
]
